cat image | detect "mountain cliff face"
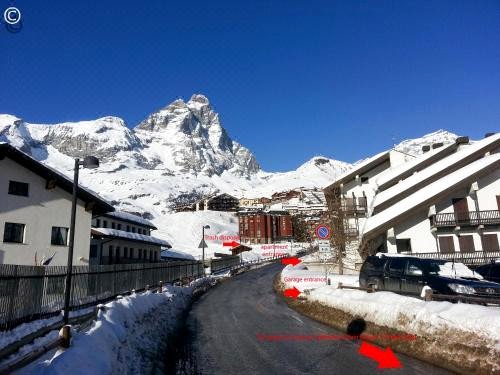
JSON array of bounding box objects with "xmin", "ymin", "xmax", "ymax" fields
[{"xmin": 135, "ymin": 94, "xmax": 259, "ymax": 176}]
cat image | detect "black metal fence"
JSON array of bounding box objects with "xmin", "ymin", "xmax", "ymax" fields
[
  {"xmin": 210, "ymin": 256, "xmax": 241, "ymax": 273},
  {"xmin": 0, "ymin": 261, "xmax": 203, "ymax": 331},
  {"xmin": 407, "ymin": 250, "xmax": 500, "ymax": 267}
]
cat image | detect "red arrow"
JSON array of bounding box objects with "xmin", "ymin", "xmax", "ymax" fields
[
  {"xmin": 283, "ymin": 287, "xmax": 301, "ymax": 299},
  {"xmin": 222, "ymin": 241, "xmax": 240, "ymax": 248},
  {"xmin": 358, "ymin": 341, "xmax": 402, "ymax": 369},
  {"xmin": 281, "ymin": 257, "xmax": 301, "ymax": 266}
]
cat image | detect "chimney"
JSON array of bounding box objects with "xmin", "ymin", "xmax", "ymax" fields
[
  {"xmin": 455, "ymin": 136, "xmax": 469, "ymax": 145},
  {"xmin": 422, "ymin": 145, "xmax": 431, "ymax": 153},
  {"xmin": 432, "ymin": 142, "xmax": 443, "ymax": 149}
]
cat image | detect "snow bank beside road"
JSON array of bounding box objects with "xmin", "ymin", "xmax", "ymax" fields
[
  {"xmin": 307, "ymin": 286, "xmax": 500, "ymax": 372},
  {"xmin": 22, "ymin": 279, "xmax": 212, "ymax": 375}
]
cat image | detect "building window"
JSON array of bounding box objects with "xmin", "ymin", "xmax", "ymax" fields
[
  {"xmin": 96, "ymin": 219, "xmax": 101, "ymax": 227},
  {"xmin": 116, "ymin": 247, "xmax": 120, "ymax": 263},
  {"xmin": 111, "ymin": 222, "xmax": 116, "ymax": 229},
  {"xmin": 127, "ymin": 225, "xmax": 130, "ymax": 232},
  {"xmin": 154, "ymin": 251, "xmax": 158, "ymax": 261},
  {"xmin": 130, "ymin": 248, "xmax": 134, "ymax": 258},
  {"xmin": 361, "ymin": 176, "xmax": 369, "ymax": 184},
  {"xmin": 3, "ymin": 222, "xmax": 25, "ymax": 243},
  {"xmin": 438, "ymin": 236, "xmax": 455, "ymax": 253},
  {"xmin": 396, "ymin": 239, "xmax": 412, "ymax": 253},
  {"xmin": 51, "ymin": 227, "xmax": 69, "ymax": 246},
  {"xmin": 138, "ymin": 249, "xmax": 142, "ymax": 259},
  {"xmin": 482, "ymin": 233, "xmax": 499, "ymax": 252},
  {"xmin": 132, "ymin": 227, "xmax": 136, "ymax": 233},
  {"xmin": 124, "ymin": 247, "xmax": 128, "ymax": 258},
  {"xmin": 458, "ymin": 235, "xmax": 475, "ymax": 253},
  {"xmin": 117, "ymin": 223, "xmax": 122, "ymax": 231},
  {"xmin": 103, "ymin": 220, "xmax": 108, "ymax": 228},
  {"xmin": 8, "ymin": 181, "xmax": 29, "ymax": 197}
]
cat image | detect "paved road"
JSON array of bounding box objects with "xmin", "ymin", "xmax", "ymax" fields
[{"xmin": 170, "ymin": 263, "xmax": 451, "ymax": 375}]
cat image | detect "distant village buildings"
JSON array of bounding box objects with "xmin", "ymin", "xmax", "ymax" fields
[{"xmin": 174, "ymin": 193, "xmax": 239, "ymax": 212}]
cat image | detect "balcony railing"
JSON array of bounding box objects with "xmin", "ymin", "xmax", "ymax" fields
[
  {"xmin": 341, "ymin": 203, "xmax": 367, "ymax": 215},
  {"xmin": 430, "ymin": 210, "xmax": 500, "ymax": 227}
]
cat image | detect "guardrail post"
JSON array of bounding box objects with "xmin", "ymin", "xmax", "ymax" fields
[
  {"xmin": 158, "ymin": 280, "xmax": 163, "ymax": 293},
  {"xmin": 59, "ymin": 325, "xmax": 71, "ymax": 349},
  {"xmin": 423, "ymin": 288, "xmax": 433, "ymax": 302},
  {"xmin": 338, "ymin": 282, "xmax": 343, "ymax": 289}
]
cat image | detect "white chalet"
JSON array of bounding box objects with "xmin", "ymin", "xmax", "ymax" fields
[
  {"xmin": 90, "ymin": 211, "xmax": 171, "ymax": 265},
  {"xmin": 0, "ymin": 143, "xmax": 113, "ymax": 266}
]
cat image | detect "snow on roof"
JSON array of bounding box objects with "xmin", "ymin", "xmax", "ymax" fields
[
  {"xmin": 363, "ymin": 153, "xmax": 500, "ymax": 238},
  {"xmin": 373, "ymin": 142, "xmax": 457, "ymax": 190},
  {"xmin": 326, "ymin": 150, "xmax": 390, "ymax": 187},
  {"xmin": 104, "ymin": 211, "xmax": 156, "ymax": 229},
  {"xmin": 373, "ymin": 133, "xmax": 500, "ymax": 209},
  {"xmin": 91, "ymin": 228, "xmax": 171, "ymax": 247},
  {"xmin": 160, "ymin": 249, "xmax": 196, "ymax": 260}
]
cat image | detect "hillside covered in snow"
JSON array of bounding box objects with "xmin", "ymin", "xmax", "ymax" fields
[{"xmin": 0, "ymin": 95, "xmax": 459, "ymax": 253}]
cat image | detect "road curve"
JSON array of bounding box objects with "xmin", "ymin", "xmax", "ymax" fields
[{"xmin": 171, "ymin": 263, "xmax": 450, "ymax": 375}]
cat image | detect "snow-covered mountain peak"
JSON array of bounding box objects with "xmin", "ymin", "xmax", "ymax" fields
[{"xmin": 135, "ymin": 95, "xmax": 259, "ymax": 176}]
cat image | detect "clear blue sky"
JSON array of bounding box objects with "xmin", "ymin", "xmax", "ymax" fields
[{"xmin": 1, "ymin": 1, "xmax": 499, "ymax": 171}]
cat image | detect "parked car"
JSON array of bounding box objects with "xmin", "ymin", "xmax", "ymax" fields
[
  {"xmin": 359, "ymin": 255, "xmax": 500, "ymax": 298},
  {"xmin": 475, "ymin": 261, "xmax": 500, "ymax": 283}
]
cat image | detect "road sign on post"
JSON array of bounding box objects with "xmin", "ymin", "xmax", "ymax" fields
[
  {"xmin": 198, "ymin": 239, "xmax": 208, "ymax": 249},
  {"xmin": 315, "ymin": 225, "xmax": 331, "ymax": 240}
]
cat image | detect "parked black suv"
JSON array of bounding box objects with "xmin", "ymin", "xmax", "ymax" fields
[
  {"xmin": 359, "ymin": 255, "xmax": 500, "ymax": 298},
  {"xmin": 475, "ymin": 262, "xmax": 500, "ymax": 283}
]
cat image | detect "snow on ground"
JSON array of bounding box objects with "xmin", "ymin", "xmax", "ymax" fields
[
  {"xmin": 18, "ymin": 279, "xmax": 212, "ymax": 375},
  {"xmin": 281, "ymin": 262, "xmax": 359, "ymax": 290},
  {"xmin": 307, "ymin": 286, "xmax": 500, "ymax": 357}
]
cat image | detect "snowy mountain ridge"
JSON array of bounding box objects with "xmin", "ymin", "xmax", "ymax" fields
[{"xmin": 0, "ymin": 96, "xmax": 459, "ymax": 251}]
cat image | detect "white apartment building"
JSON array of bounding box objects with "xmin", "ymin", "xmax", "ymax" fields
[
  {"xmin": 324, "ymin": 132, "xmax": 500, "ymax": 267},
  {"xmin": 361, "ymin": 135, "xmax": 500, "ymax": 257},
  {"xmin": 0, "ymin": 143, "xmax": 113, "ymax": 266}
]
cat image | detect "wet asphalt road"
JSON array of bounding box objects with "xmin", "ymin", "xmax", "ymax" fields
[{"xmin": 171, "ymin": 263, "xmax": 451, "ymax": 375}]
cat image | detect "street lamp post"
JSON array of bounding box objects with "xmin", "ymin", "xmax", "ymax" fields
[
  {"xmin": 63, "ymin": 156, "xmax": 99, "ymax": 324},
  {"xmin": 202, "ymin": 225, "xmax": 210, "ymax": 270}
]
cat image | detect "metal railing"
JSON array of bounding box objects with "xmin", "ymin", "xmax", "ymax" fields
[
  {"xmin": 0, "ymin": 261, "xmax": 203, "ymax": 331},
  {"xmin": 430, "ymin": 210, "xmax": 500, "ymax": 227},
  {"xmin": 210, "ymin": 256, "xmax": 241, "ymax": 273},
  {"xmin": 405, "ymin": 250, "xmax": 500, "ymax": 267}
]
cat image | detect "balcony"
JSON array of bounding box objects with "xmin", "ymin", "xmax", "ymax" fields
[
  {"xmin": 430, "ymin": 210, "xmax": 500, "ymax": 227},
  {"xmin": 341, "ymin": 198, "xmax": 368, "ymax": 216}
]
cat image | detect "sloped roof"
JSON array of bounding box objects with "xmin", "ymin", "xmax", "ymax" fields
[
  {"xmin": 372, "ymin": 133, "xmax": 500, "ymax": 212},
  {"xmin": 0, "ymin": 143, "xmax": 113, "ymax": 214},
  {"xmin": 91, "ymin": 228, "xmax": 171, "ymax": 247},
  {"xmin": 102, "ymin": 211, "xmax": 157, "ymax": 229},
  {"xmin": 324, "ymin": 150, "xmax": 390, "ymax": 191},
  {"xmin": 373, "ymin": 142, "xmax": 459, "ymax": 192},
  {"xmin": 362, "ymin": 153, "xmax": 500, "ymax": 239}
]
